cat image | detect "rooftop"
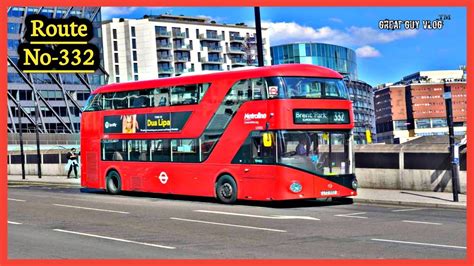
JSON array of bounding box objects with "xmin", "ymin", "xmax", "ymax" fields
[{"xmin": 102, "ymin": 14, "xmax": 265, "ymax": 30}]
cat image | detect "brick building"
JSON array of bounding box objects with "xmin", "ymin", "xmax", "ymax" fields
[{"xmin": 375, "ymin": 75, "xmax": 466, "ymax": 144}]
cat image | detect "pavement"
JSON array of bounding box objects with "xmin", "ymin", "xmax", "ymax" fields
[{"xmin": 7, "ymin": 174, "xmax": 467, "ymax": 209}]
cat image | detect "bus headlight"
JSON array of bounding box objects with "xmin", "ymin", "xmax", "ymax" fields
[
  {"xmin": 352, "ymin": 179, "xmax": 358, "ymax": 190},
  {"xmin": 289, "ymin": 182, "xmax": 302, "ymax": 193}
]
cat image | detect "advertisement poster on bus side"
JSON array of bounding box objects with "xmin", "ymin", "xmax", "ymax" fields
[{"xmin": 104, "ymin": 111, "xmax": 191, "ymax": 133}]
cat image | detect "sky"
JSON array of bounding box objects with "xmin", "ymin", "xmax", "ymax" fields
[{"xmin": 101, "ymin": 7, "xmax": 466, "ymax": 86}]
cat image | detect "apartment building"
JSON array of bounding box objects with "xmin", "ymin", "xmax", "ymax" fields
[{"xmin": 102, "ymin": 14, "xmax": 271, "ymax": 82}]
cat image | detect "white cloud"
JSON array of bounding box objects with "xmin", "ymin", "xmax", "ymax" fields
[
  {"xmin": 261, "ymin": 20, "xmax": 418, "ymax": 47},
  {"xmin": 347, "ymin": 26, "xmax": 418, "ymax": 45},
  {"xmin": 329, "ymin": 17, "xmax": 343, "ymax": 23},
  {"xmin": 355, "ymin": 45, "xmax": 381, "ymax": 58}
]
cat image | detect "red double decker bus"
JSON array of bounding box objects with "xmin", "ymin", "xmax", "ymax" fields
[{"xmin": 81, "ymin": 64, "xmax": 358, "ymax": 203}]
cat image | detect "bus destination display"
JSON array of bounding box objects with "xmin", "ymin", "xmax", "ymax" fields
[{"xmin": 293, "ymin": 109, "xmax": 349, "ymax": 124}]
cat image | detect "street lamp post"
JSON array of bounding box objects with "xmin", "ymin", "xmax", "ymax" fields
[
  {"xmin": 254, "ymin": 7, "xmax": 264, "ymax": 67},
  {"xmin": 443, "ymin": 82, "xmax": 460, "ymax": 202}
]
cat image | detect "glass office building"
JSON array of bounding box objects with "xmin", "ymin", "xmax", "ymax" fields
[
  {"xmin": 271, "ymin": 42, "xmax": 357, "ymax": 80},
  {"xmin": 271, "ymin": 43, "xmax": 374, "ymax": 143},
  {"xmin": 7, "ymin": 7, "xmax": 107, "ymax": 133}
]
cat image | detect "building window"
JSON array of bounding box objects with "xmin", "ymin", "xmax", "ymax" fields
[
  {"xmin": 112, "ymin": 29, "xmax": 117, "ymax": 39},
  {"xmin": 432, "ymin": 118, "xmax": 447, "ymax": 128},
  {"xmin": 7, "ymin": 7, "xmax": 25, "ymax": 17},
  {"xmin": 133, "ymin": 63, "xmax": 138, "ymax": 73},
  {"xmin": 185, "ymin": 28, "xmax": 189, "ymax": 38},
  {"xmin": 131, "ymin": 26, "xmax": 136, "ymax": 37},
  {"xmin": 7, "ymin": 23, "xmax": 21, "ymax": 34},
  {"xmin": 416, "ymin": 119, "xmax": 431, "ymax": 129},
  {"xmin": 132, "ymin": 50, "xmax": 137, "ymax": 61},
  {"xmin": 393, "ymin": 120, "xmax": 408, "ymax": 130},
  {"xmin": 114, "ymin": 53, "xmax": 119, "ymax": 63},
  {"xmin": 113, "ymin": 41, "xmax": 118, "ymax": 51},
  {"xmin": 115, "ymin": 65, "xmax": 120, "ymax": 75},
  {"xmin": 196, "ymin": 29, "xmax": 199, "ymax": 38},
  {"xmin": 134, "ymin": 75, "xmax": 139, "ymax": 81},
  {"xmin": 132, "ymin": 39, "xmax": 137, "ymax": 49},
  {"xmin": 115, "ymin": 77, "xmax": 120, "ymax": 83}
]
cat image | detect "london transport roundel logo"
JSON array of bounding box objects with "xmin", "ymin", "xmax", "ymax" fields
[{"xmin": 159, "ymin": 172, "xmax": 168, "ymax": 184}]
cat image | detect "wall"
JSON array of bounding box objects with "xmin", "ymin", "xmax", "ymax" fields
[{"xmin": 354, "ymin": 144, "xmax": 466, "ymax": 193}]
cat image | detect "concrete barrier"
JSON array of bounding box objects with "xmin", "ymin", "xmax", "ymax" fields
[{"xmin": 354, "ymin": 144, "xmax": 466, "ymax": 193}]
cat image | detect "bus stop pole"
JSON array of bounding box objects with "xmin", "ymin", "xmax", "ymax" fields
[
  {"xmin": 17, "ymin": 108, "xmax": 26, "ymax": 180},
  {"xmin": 443, "ymin": 82, "xmax": 459, "ymax": 202}
]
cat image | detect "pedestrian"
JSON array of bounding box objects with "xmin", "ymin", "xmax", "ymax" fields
[{"xmin": 66, "ymin": 148, "xmax": 80, "ymax": 179}]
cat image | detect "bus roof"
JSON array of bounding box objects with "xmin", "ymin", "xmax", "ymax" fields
[{"xmin": 94, "ymin": 64, "xmax": 343, "ymax": 94}]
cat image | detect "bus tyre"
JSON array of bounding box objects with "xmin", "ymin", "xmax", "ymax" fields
[
  {"xmin": 215, "ymin": 175, "xmax": 237, "ymax": 204},
  {"xmin": 106, "ymin": 170, "xmax": 122, "ymax": 195}
]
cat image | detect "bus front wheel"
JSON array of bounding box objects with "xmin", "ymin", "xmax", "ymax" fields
[
  {"xmin": 215, "ymin": 175, "xmax": 237, "ymax": 204},
  {"xmin": 106, "ymin": 170, "xmax": 122, "ymax": 195}
]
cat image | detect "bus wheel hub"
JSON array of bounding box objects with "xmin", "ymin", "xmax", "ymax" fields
[{"xmin": 220, "ymin": 184, "xmax": 233, "ymax": 198}]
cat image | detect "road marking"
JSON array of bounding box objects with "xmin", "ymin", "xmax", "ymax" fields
[
  {"xmin": 8, "ymin": 221, "xmax": 22, "ymax": 225},
  {"xmin": 53, "ymin": 229, "xmax": 176, "ymax": 249},
  {"xmin": 371, "ymin": 238, "xmax": 466, "ymax": 250},
  {"xmin": 194, "ymin": 210, "xmax": 320, "ymax": 221},
  {"xmin": 52, "ymin": 204, "xmax": 130, "ymax": 214},
  {"xmin": 170, "ymin": 217, "xmax": 287, "ymax": 233},
  {"xmin": 402, "ymin": 220, "xmax": 443, "ymax": 225},
  {"xmin": 335, "ymin": 212, "xmax": 368, "ymax": 219},
  {"xmin": 392, "ymin": 208, "xmax": 426, "ymax": 212},
  {"xmin": 8, "ymin": 198, "xmax": 26, "ymax": 202}
]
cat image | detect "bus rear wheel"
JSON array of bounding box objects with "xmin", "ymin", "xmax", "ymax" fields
[
  {"xmin": 215, "ymin": 175, "xmax": 237, "ymax": 204},
  {"xmin": 106, "ymin": 170, "xmax": 122, "ymax": 195}
]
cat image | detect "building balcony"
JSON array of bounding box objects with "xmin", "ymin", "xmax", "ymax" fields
[
  {"xmin": 174, "ymin": 44, "xmax": 192, "ymax": 51},
  {"xmin": 227, "ymin": 47, "xmax": 246, "ymax": 54},
  {"xmin": 174, "ymin": 56, "xmax": 190, "ymax": 62},
  {"xmin": 203, "ymin": 45, "xmax": 222, "ymax": 52},
  {"xmin": 157, "ymin": 55, "xmax": 173, "ymax": 61},
  {"xmin": 156, "ymin": 31, "xmax": 171, "ymax": 38},
  {"xmin": 231, "ymin": 57, "xmax": 247, "ymax": 65},
  {"xmin": 247, "ymin": 37, "xmax": 266, "ymax": 45},
  {"xmin": 200, "ymin": 57, "xmax": 224, "ymax": 64},
  {"xmin": 175, "ymin": 68, "xmax": 195, "ymax": 74},
  {"xmin": 172, "ymin": 32, "xmax": 186, "ymax": 38},
  {"xmin": 199, "ymin": 33, "xmax": 223, "ymax": 41},
  {"xmin": 158, "ymin": 67, "xmax": 174, "ymax": 74},
  {"xmin": 156, "ymin": 43, "xmax": 172, "ymax": 50},
  {"xmin": 229, "ymin": 35, "xmax": 245, "ymax": 42}
]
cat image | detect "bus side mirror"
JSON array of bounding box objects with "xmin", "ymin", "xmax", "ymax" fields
[{"xmin": 262, "ymin": 133, "xmax": 272, "ymax": 147}]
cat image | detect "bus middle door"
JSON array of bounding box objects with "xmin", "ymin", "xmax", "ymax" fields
[{"xmin": 239, "ymin": 131, "xmax": 277, "ymax": 200}]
